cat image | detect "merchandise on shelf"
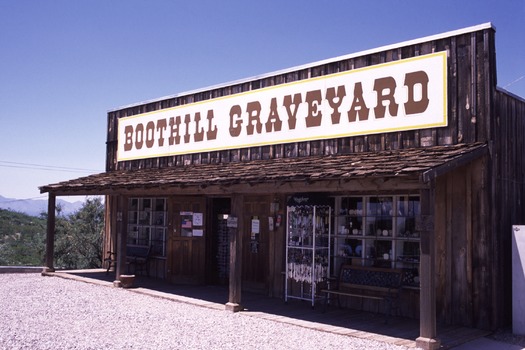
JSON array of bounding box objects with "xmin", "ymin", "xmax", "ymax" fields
[
  {"xmin": 332, "ymin": 195, "xmax": 421, "ymax": 286},
  {"xmin": 285, "ymin": 201, "xmax": 331, "ymax": 307}
]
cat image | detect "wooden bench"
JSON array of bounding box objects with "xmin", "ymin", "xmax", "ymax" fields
[
  {"xmin": 321, "ymin": 264, "xmax": 403, "ymax": 323},
  {"xmin": 104, "ymin": 245, "xmax": 151, "ymax": 276},
  {"xmin": 126, "ymin": 245, "xmax": 151, "ymax": 276}
]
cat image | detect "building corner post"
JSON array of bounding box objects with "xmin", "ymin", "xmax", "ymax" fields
[
  {"xmin": 42, "ymin": 193, "xmax": 56, "ymax": 275},
  {"xmin": 416, "ymin": 184, "xmax": 440, "ymax": 350}
]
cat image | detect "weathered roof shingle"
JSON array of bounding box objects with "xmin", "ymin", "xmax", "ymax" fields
[{"xmin": 40, "ymin": 143, "xmax": 487, "ymax": 195}]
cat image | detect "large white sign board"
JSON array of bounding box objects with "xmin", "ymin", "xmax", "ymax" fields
[{"xmin": 118, "ymin": 52, "xmax": 447, "ymax": 161}]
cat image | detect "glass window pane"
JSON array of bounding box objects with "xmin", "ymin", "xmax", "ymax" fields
[
  {"xmin": 129, "ymin": 198, "xmax": 139, "ymax": 211},
  {"xmin": 155, "ymin": 198, "xmax": 166, "ymax": 211},
  {"xmin": 127, "ymin": 197, "xmax": 167, "ymax": 257},
  {"xmin": 128, "ymin": 211, "xmax": 138, "ymax": 224},
  {"xmin": 138, "ymin": 227, "xmax": 150, "ymax": 246},
  {"xmin": 154, "ymin": 212, "xmax": 165, "ymax": 226},
  {"xmin": 151, "ymin": 228, "xmax": 165, "ymax": 256}
]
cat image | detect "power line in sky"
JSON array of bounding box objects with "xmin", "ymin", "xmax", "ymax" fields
[
  {"xmin": 503, "ymin": 74, "xmax": 525, "ymax": 89},
  {"xmin": 0, "ymin": 160, "xmax": 102, "ymax": 173}
]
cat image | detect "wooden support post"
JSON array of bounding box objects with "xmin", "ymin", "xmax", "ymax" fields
[
  {"xmin": 42, "ymin": 193, "xmax": 56, "ymax": 274},
  {"xmin": 103, "ymin": 195, "xmax": 116, "ymax": 270},
  {"xmin": 226, "ymin": 194, "xmax": 244, "ymax": 312},
  {"xmin": 416, "ymin": 185, "xmax": 440, "ymax": 350},
  {"xmin": 113, "ymin": 196, "xmax": 129, "ymax": 287}
]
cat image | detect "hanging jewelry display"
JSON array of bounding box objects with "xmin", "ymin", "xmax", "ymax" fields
[{"xmin": 285, "ymin": 202, "xmax": 331, "ymax": 307}]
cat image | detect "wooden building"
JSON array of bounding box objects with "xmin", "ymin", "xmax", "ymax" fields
[{"xmin": 40, "ymin": 23, "xmax": 525, "ymax": 349}]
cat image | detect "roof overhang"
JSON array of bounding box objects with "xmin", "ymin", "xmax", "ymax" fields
[{"xmin": 39, "ymin": 143, "xmax": 488, "ymax": 197}]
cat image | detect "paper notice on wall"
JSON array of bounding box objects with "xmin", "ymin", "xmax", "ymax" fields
[
  {"xmin": 193, "ymin": 229, "xmax": 204, "ymax": 237},
  {"xmin": 268, "ymin": 217, "xmax": 274, "ymax": 231},
  {"xmin": 251, "ymin": 219, "xmax": 260, "ymax": 234},
  {"xmin": 227, "ymin": 216, "xmax": 238, "ymax": 228},
  {"xmin": 193, "ymin": 213, "xmax": 203, "ymax": 226}
]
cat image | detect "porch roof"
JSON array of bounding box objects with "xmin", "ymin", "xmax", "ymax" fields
[{"xmin": 39, "ymin": 142, "xmax": 487, "ymax": 196}]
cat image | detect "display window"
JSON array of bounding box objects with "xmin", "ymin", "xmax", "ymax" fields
[
  {"xmin": 127, "ymin": 198, "xmax": 167, "ymax": 257},
  {"xmin": 334, "ymin": 195, "xmax": 420, "ymax": 286}
]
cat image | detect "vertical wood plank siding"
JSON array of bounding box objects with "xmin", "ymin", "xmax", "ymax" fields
[
  {"xmin": 493, "ymin": 90, "xmax": 525, "ymax": 327},
  {"xmin": 107, "ymin": 29, "xmax": 497, "ymax": 172},
  {"xmin": 434, "ymin": 158, "xmax": 492, "ymax": 329},
  {"xmin": 100, "ymin": 26, "xmax": 525, "ymax": 331}
]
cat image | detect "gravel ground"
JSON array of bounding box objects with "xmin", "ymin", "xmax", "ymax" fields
[
  {"xmin": 0, "ymin": 273, "xmax": 411, "ymax": 350},
  {"xmin": 489, "ymin": 329, "xmax": 525, "ymax": 348}
]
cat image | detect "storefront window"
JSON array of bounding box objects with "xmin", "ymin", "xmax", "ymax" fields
[
  {"xmin": 334, "ymin": 195, "xmax": 421, "ymax": 286},
  {"xmin": 127, "ymin": 198, "xmax": 167, "ymax": 257}
]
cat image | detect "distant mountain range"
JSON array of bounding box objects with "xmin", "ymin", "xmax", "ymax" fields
[{"xmin": 0, "ymin": 195, "xmax": 84, "ymax": 217}]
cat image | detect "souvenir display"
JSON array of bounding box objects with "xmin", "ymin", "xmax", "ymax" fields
[
  {"xmin": 333, "ymin": 195, "xmax": 421, "ymax": 286},
  {"xmin": 285, "ymin": 203, "xmax": 331, "ymax": 307},
  {"xmin": 216, "ymin": 215, "xmax": 229, "ymax": 282}
]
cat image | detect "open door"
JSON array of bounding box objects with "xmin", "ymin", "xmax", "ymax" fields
[
  {"xmin": 206, "ymin": 198, "xmax": 231, "ymax": 285},
  {"xmin": 167, "ymin": 196, "xmax": 206, "ymax": 284}
]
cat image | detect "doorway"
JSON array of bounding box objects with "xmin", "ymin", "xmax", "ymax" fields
[
  {"xmin": 241, "ymin": 195, "xmax": 271, "ymax": 292},
  {"xmin": 206, "ymin": 198, "xmax": 231, "ymax": 285},
  {"xmin": 167, "ymin": 196, "xmax": 206, "ymax": 284}
]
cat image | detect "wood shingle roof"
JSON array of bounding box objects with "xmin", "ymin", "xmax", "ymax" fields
[{"xmin": 39, "ymin": 143, "xmax": 487, "ymax": 195}]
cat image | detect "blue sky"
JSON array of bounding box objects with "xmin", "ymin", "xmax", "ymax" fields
[{"xmin": 1, "ymin": 0, "xmax": 524, "ymax": 201}]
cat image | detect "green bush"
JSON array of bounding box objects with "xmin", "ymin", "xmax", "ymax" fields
[{"xmin": 0, "ymin": 197, "xmax": 105, "ymax": 269}]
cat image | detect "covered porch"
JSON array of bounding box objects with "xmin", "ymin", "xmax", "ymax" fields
[{"xmin": 39, "ymin": 142, "xmax": 489, "ymax": 350}]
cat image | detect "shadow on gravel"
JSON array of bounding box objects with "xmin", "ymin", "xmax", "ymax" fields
[{"xmin": 60, "ymin": 269, "xmax": 489, "ymax": 349}]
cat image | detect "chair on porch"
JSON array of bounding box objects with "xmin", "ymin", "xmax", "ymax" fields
[{"xmin": 104, "ymin": 245, "xmax": 152, "ymax": 276}]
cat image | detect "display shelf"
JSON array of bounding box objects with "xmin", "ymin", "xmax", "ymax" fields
[
  {"xmin": 285, "ymin": 204, "xmax": 331, "ymax": 307},
  {"xmin": 332, "ymin": 195, "xmax": 421, "ymax": 286},
  {"xmin": 127, "ymin": 197, "xmax": 167, "ymax": 257}
]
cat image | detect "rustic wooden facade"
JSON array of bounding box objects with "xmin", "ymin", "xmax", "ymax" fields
[{"xmin": 40, "ymin": 23, "xmax": 525, "ymax": 349}]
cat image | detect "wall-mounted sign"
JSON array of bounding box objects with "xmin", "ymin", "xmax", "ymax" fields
[
  {"xmin": 193, "ymin": 212, "xmax": 203, "ymax": 226},
  {"xmin": 117, "ymin": 52, "xmax": 447, "ymax": 161},
  {"xmin": 193, "ymin": 229, "xmax": 204, "ymax": 237},
  {"xmin": 180, "ymin": 211, "xmax": 193, "ymax": 237},
  {"xmin": 251, "ymin": 219, "xmax": 260, "ymax": 234},
  {"xmin": 227, "ymin": 216, "xmax": 238, "ymax": 228}
]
